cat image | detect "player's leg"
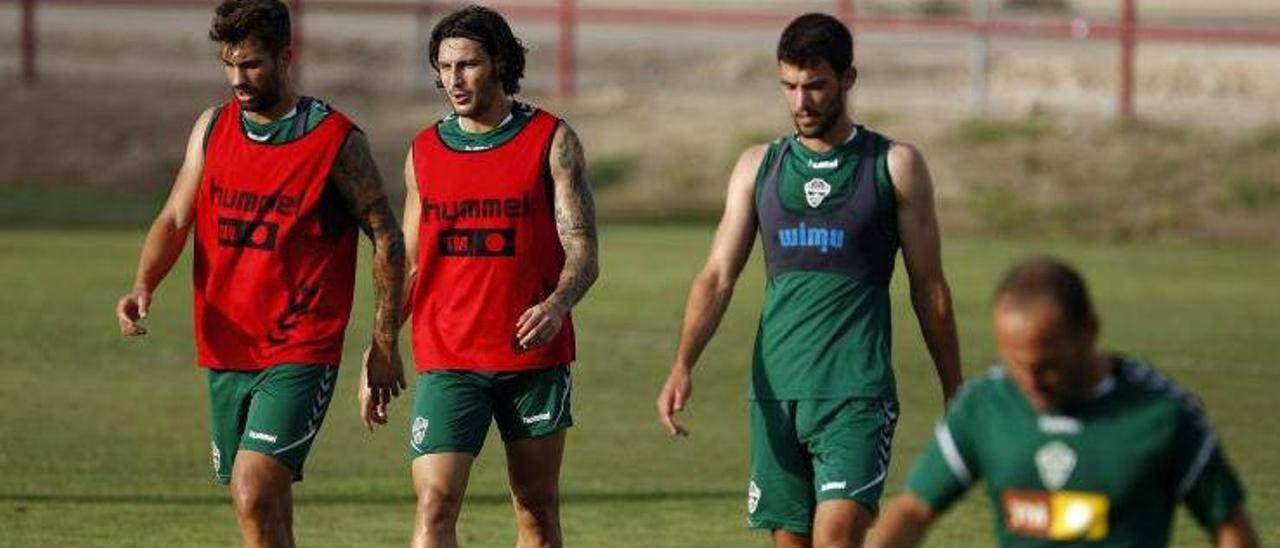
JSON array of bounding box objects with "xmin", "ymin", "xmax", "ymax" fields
[
  {"xmin": 803, "ymin": 398, "xmax": 898, "ymax": 548},
  {"xmin": 412, "ymin": 453, "xmax": 475, "ymax": 548},
  {"xmin": 493, "ymin": 366, "xmax": 572, "ymax": 548},
  {"xmin": 230, "ymin": 450, "xmax": 295, "ymax": 548},
  {"xmin": 504, "ymin": 432, "xmax": 566, "ymax": 548},
  {"xmin": 409, "ymin": 370, "xmax": 495, "ymax": 548},
  {"xmin": 232, "ymin": 364, "xmax": 339, "ymax": 548},
  {"xmin": 811, "ymin": 500, "xmax": 874, "ymax": 548},
  {"xmin": 747, "ymin": 400, "xmax": 816, "ymax": 546}
]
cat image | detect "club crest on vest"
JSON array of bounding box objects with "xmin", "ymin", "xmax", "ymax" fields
[
  {"xmin": 412, "ymin": 416, "xmax": 430, "ymax": 447},
  {"xmin": 747, "ymin": 480, "xmax": 762, "ymax": 514},
  {"xmin": 804, "ymin": 178, "xmax": 832, "ymax": 208},
  {"xmin": 1036, "ymin": 440, "xmax": 1077, "ymax": 491}
]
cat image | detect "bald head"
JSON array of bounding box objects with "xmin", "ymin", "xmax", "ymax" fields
[
  {"xmin": 992, "ymin": 257, "xmax": 1102, "ymax": 410},
  {"xmin": 994, "ymin": 256, "xmax": 1097, "ymax": 336}
]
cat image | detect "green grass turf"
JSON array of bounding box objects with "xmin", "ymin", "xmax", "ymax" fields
[{"xmin": 0, "ymin": 225, "xmax": 1276, "ymax": 546}]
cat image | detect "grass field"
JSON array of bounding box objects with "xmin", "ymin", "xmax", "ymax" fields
[{"xmin": 0, "ymin": 225, "xmax": 1276, "ymax": 546}]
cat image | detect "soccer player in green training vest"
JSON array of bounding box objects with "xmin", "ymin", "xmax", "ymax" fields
[
  {"xmin": 868, "ymin": 257, "xmax": 1258, "ymax": 547},
  {"xmin": 656, "ymin": 13, "xmax": 963, "ymax": 547},
  {"xmin": 114, "ymin": 1, "xmax": 406, "ymax": 546}
]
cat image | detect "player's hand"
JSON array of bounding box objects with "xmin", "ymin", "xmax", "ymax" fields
[
  {"xmin": 657, "ymin": 363, "xmax": 692, "ymax": 437},
  {"xmin": 515, "ymin": 299, "xmax": 568, "ymax": 350},
  {"xmin": 360, "ymin": 341, "xmax": 406, "ymax": 431},
  {"xmin": 116, "ymin": 289, "xmax": 152, "ymax": 336}
]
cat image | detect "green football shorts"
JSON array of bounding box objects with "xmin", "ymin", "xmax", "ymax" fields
[
  {"xmin": 409, "ymin": 365, "xmax": 573, "ymax": 458},
  {"xmin": 207, "ymin": 363, "xmax": 338, "ymax": 485},
  {"xmin": 747, "ymin": 397, "xmax": 899, "ymax": 534}
]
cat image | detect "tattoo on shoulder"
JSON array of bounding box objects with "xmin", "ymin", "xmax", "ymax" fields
[
  {"xmin": 331, "ymin": 130, "xmax": 398, "ymax": 236},
  {"xmin": 554, "ymin": 125, "xmax": 597, "ymax": 239}
]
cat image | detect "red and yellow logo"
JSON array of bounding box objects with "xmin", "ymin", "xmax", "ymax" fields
[{"xmin": 1001, "ymin": 489, "xmax": 1109, "ymax": 540}]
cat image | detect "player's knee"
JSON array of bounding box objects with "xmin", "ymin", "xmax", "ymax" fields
[
  {"xmin": 416, "ymin": 486, "xmax": 463, "ymax": 529},
  {"xmin": 512, "ymin": 489, "xmax": 560, "ymax": 529},
  {"xmin": 810, "ymin": 503, "xmax": 872, "ymax": 548},
  {"xmin": 811, "ymin": 528, "xmax": 865, "ymax": 548},
  {"xmin": 230, "ymin": 479, "xmax": 284, "ymax": 523}
]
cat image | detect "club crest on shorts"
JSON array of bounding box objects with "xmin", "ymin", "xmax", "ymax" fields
[
  {"xmin": 210, "ymin": 441, "xmax": 221, "ymax": 473},
  {"xmin": 804, "ymin": 178, "xmax": 832, "ymax": 208},
  {"xmin": 747, "ymin": 481, "xmax": 762, "ymax": 514},
  {"xmin": 1035, "ymin": 440, "xmax": 1077, "ymax": 491},
  {"xmin": 412, "ymin": 416, "xmax": 429, "ymax": 447}
]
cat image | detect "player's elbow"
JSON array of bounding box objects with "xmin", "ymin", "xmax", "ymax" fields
[
  {"xmin": 1215, "ymin": 507, "xmax": 1258, "ymax": 548},
  {"xmin": 910, "ymin": 278, "xmax": 954, "ymax": 321},
  {"xmin": 697, "ymin": 266, "xmax": 737, "ymax": 299}
]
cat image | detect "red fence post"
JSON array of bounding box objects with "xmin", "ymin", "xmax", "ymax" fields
[
  {"xmin": 558, "ymin": 0, "xmax": 576, "ymax": 100},
  {"xmin": 21, "ymin": 0, "xmax": 36, "ymax": 84},
  {"xmin": 290, "ymin": 0, "xmax": 304, "ymax": 86},
  {"xmin": 1119, "ymin": 0, "xmax": 1136, "ymax": 121},
  {"xmin": 836, "ymin": 0, "xmax": 854, "ymax": 26}
]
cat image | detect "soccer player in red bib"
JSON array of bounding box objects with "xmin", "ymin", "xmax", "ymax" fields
[
  {"xmin": 371, "ymin": 6, "xmax": 598, "ymax": 548},
  {"xmin": 114, "ymin": 1, "xmax": 406, "ymax": 546}
]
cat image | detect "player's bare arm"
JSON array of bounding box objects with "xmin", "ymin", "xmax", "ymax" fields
[
  {"xmin": 399, "ymin": 150, "xmax": 422, "ymax": 324},
  {"xmin": 657, "ymin": 145, "xmax": 765, "ymax": 437},
  {"xmin": 890, "ymin": 141, "xmax": 963, "ymax": 403},
  {"xmin": 1215, "ymin": 507, "xmax": 1259, "ymax": 548},
  {"xmin": 514, "ymin": 122, "xmax": 599, "ymax": 349},
  {"xmin": 864, "ymin": 493, "xmax": 936, "ymax": 547},
  {"xmin": 116, "ymin": 107, "xmax": 216, "ymax": 337},
  {"xmin": 330, "ymin": 129, "xmax": 408, "ymax": 430}
]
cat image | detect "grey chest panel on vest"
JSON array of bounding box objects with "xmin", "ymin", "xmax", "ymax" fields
[{"xmin": 756, "ymin": 135, "xmax": 898, "ymax": 282}]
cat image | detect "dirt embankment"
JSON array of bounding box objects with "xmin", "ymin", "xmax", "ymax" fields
[{"xmin": 3, "ymin": 21, "xmax": 1278, "ymax": 242}]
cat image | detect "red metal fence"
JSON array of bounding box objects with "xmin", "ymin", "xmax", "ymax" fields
[{"xmin": 10, "ymin": 0, "xmax": 1280, "ymax": 120}]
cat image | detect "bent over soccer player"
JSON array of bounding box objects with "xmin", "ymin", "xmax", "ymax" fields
[
  {"xmin": 657, "ymin": 13, "xmax": 963, "ymax": 548},
  {"xmin": 114, "ymin": 1, "xmax": 406, "ymax": 546},
  {"xmin": 868, "ymin": 257, "xmax": 1258, "ymax": 547},
  {"xmin": 373, "ymin": 6, "xmax": 598, "ymax": 548}
]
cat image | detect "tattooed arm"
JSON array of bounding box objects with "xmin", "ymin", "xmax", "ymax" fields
[
  {"xmin": 330, "ymin": 129, "xmax": 407, "ymax": 430},
  {"xmin": 514, "ymin": 122, "xmax": 600, "ymax": 349}
]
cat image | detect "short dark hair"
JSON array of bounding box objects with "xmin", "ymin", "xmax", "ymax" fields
[
  {"xmin": 429, "ymin": 5, "xmax": 527, "ymax": 95},
  {"xmin": 777, "ymin": 13, "xmax": 853, "ymax": 75},
  {"xmin": 995, "ymin": 256, "xmax": 1097, "ymax": 332},
  {"xmin": 209, "ymin": 0, "xmax": 292, "ymax": 56}
]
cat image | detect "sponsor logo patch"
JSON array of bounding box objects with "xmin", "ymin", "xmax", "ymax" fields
[
  {"xmin": 820, "ymin": 481, "xmax": 847, "ymax": 492},
  {"xmin": 248, "ymin": 430, "xmax": 278, "ymax": 444},
  {"xmin": 808, "ymin": 158, "xmax": 839, "ymax": 170},
  {"xmin": 438, "ymin": 228, "xmax": 516, "ymax": 257},
  {"xmin": 1038, "ymin": 415, "xmax": 1082, "ymax": 435},
  {"xmin": 777, "ymin": 223, "xmax": 846, "ymax": 254},
  {"xmin": 1002, "ymin": 489, "xmax": 1109, "ymax": 540},
  {"xmin": 522, "ymin": 412, "xmax": 552, "ymax": 425}
]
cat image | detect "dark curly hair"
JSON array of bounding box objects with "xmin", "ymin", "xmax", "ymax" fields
[
  {"xmin": 777, "ymin": 13, "xmax": 853, "ymax": 76},
  {"xmin": 429, "ymin": 5, "xmax": 527, "ymax": 95},
  {"xmin": 209, "ymin": 0, "xmax": 292, "ymax": 56}
]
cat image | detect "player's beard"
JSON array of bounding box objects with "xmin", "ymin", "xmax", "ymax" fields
[
  {"xmin": 236, "ymin": 70, "xmax": 286, "ymax": 114},
  {"xmin": 793, "ymin": 92, "xmax": 845, "ymax": 139}
]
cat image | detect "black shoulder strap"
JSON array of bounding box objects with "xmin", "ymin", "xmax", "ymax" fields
[
  {"xmin": 202, "ymin": 106, "xmax": 225, "ymax": 154},
  {"xmin": 289, "ymin": 96, "xmax": 313, "ymax": 141}
]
